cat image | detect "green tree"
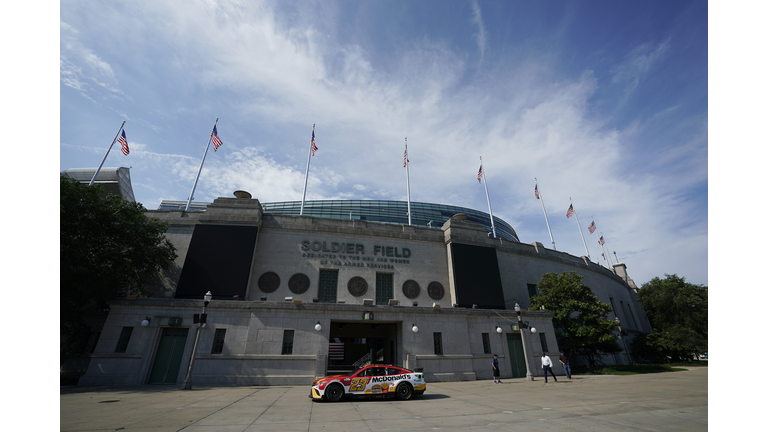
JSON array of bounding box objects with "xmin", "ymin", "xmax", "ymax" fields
[
  {"xmin": 530, "ymin": 271, "xmax": 622, "ymax": 369},
  {"xmin": 632, "ymin": 274, "xmax": 707, "ymax": 362},
  {"xmin": 60, "ymin": 176, "xmax": 177, "ymax": 357}
]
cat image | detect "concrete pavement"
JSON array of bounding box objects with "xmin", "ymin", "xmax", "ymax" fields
[{"xmin": 61, "ymin": 367, "xmax": 707, "ymax": 432}]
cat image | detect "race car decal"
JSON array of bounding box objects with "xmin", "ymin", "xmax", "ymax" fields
[
  {"xmin": 369, "ymin": 374, "xmax": 410, "ymax": 383},
  {"xmin": 349, "ymin": 378, "xmax": 369, "ymax": 392},
  {"xmin": 364, "ymin": 383, "xmax": 395, "ymax": 394}
]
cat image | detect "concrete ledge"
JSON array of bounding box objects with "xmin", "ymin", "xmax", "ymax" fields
[{"xmin": 425, "ymin": 372, "xmax": 477, "ymax": 382}]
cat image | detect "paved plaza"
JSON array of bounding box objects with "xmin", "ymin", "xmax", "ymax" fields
[{"xmin": 61, "ymin": 367, "xmax": 707, "ymax": 432}]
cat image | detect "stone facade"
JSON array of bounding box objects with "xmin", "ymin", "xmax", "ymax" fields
[{"xmin": 79, "ymin": 195, "xmax": 649, "ymax": 386}]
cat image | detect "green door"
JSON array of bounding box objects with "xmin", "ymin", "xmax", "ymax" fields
[
  {"xmin": 506, "ymin": 333, "xmax": 527, "ymax": 378},
  {"xmin": 149, "ymin": 328, "xmax": 189, "ymax": 384}
]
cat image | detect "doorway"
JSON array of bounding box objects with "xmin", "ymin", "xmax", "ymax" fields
[
  {"xmin": 327, "ymin": 321, "xmax": 399, "ymax": 374},
  {"xmin": 148, "ymin": 328, "xmax": 189, "ymax": 384},
  {"xmin": 506, "ymin": 333, "xmax": 527, "ymax": 378}
]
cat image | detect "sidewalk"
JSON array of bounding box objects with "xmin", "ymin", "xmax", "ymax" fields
[{"xmin": 61, "ymin": 367, "xmax": 707, "ymax": 432}]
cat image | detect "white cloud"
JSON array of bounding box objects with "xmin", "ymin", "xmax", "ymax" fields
[
  {"xmin": 59, "ymin": 1, "xmax": 707, "ymax": 286},
  {"xmin": 470, "ymin": 0, "xmax": 487, "ymax": 63},
  {"xmin": 611, "ymin": 38, "xmax": 671, "ymax": 95}
]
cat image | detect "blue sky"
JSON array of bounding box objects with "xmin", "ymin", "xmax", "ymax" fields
[{"xmin": 59, "ymin": 0, "xmax": 708, "ymax": 287}]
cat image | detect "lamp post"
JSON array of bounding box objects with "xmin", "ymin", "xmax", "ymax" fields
[
  {"xmin": 615, "ymin": 317, "xmax": 631, "ymax": 364},
  {"xmin": 514, "ymin": 303, "xmax": 534, "ymax": 381},
  {"xmin": 181, "ymin": 291, "xmax": 212, "ymax": 390}
]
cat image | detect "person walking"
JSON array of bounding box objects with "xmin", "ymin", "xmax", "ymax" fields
[
  {"xmin": 492, "ymin": 354, "xmax": 502, "ymax": 383},
  {"xmin": 559, "ymin": 351, "xmax": 571, "ymax": 379},
  {"xmin": 541, "ymin": 352, "xmax": 557, "ymax": 383}
]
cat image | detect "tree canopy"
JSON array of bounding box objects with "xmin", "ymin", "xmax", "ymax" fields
[
  {"xmin": 530, "ymin": 271, "xmax": 622, "ymax": 367},
  {"xmin": 60, "ymin": 176, "xmax": 177, "ymax": 357},
  {"xmin": 631, "ymin": 274, "xmax": 707, "ymax": 362}
]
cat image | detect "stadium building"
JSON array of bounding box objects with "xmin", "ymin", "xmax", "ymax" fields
[{"xmin": 78, "ymin": 178, "xmax": 650, "ymax": 387}]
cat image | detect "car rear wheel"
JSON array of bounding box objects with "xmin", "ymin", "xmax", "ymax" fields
[
  {"xmin": 395, "ymin": 382, "xmax": 413, "ymax": 400},
  {"xmin": 325, "ymin": 383, "xmax": 344, "ymax": 402}
]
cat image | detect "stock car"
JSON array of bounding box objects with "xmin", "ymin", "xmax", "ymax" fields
[{"xmin": 310, "ymin": 364, "xmax": 426, "ymax": 402}]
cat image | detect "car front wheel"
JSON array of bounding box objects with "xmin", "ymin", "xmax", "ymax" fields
[
  {"xmin": 395, "ymin": 382, "xmax": 413, "ymax": 400},
  {"xmin": 325, "ymin": 383, "xmax": 344, "ymax": 402}
]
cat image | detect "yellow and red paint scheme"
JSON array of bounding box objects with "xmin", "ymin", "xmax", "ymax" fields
[{"xmin": 310, "ymin": 364, "xmax": 426, "ymax": 401}]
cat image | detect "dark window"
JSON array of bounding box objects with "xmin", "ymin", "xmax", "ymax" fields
[
  {"xmin": 87, "ymin": 331, "xmax": 101, "ymax": 354},
  {"xmin": 433, "ymin": 332, "xmax": 443, "ymax": 355},
  {"xmin": 281, "ymin": 329, "xmax": 294, "ymax": 355},
  {"xmin": 211, "ymin": 329, "xmax": 226, "ymax": 354},
  {"xmin": 539, "ymin": 333, "xmax": 549, "ymax": 352},
  {"xmin": 626, "ymin": 302, "xmax": 639, "ymax": 329},
  {"xmin": 115, "ymin": 327, "xmax": 134, "ymax": 353},
  {"xmin": 375, "ymin": 273, "xmax": 393, "ymax": 305},
  {"xmin": 318, "ymin": 270, "xmax": 338, "ymax": 303},
  {"xmin": 386, "ymin": 367, "xmax": 403, "ymax": 375},
  {"xmin": 482, "ymin": 333, "xmax": 491, "ymax": 354},
  {"xmin": 527, "ymin": 284, "xmax": 538, "ymax": 299}
]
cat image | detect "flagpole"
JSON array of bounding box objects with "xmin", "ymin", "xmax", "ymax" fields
[
  {"xmin": 601, "ymin": 231, "xmax": 614, "ymax": 265},
  {"xmin": 593, "ymin": 217, "xmax": 612, "ymax": 266},
  {"xmin": 185, "ymin": 118, "xmax": 218, "ymax": 211},
  {"xmin": 535, "ymin": 177, "xmax": 556, "ymax": 250},
  {"xmin": 570, "ymin": 197, "xmax": 590, "ymax": 260},
  {"xmin": 300, "ymin": 124, "xmax": 315, "ymax": 216},
  {"xmin": 480, "ymin": 156, "xmax": 497, "ymax": 238},
  {"xmin": 405, "ymin": 138, "xmax": 412, "ymax": 226},
  {"xmin": 89, "ymin": 121, "xmax": 126, "ymax": 186}
]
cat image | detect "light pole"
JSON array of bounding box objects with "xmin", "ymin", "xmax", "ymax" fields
[
  {"xmin": 614, "ymin": 317, "xmax": 631, "ymax": 364},
  {"xmin": 181, "ymin": 291, "xmax": 212, "ymax": 390},
  {"xmin": 515, "ymin": 303, "xmax": 534, "ymax": 381}
]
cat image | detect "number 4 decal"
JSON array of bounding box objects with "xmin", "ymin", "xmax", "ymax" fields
[{"xmin": 349, "ymin": 378, "xmax": 368, "ymax": 392}]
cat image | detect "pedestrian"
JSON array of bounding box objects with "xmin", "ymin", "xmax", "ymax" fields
[
  {"xmin": 492, "ymin": 354, "xmax": 502, "ymax": 383},
  {"xmin": 541, "ymin": 352, "xmax": 557, "ymax": 383},
  {"xmin": 559, "ymin": 351, "xmax": 571, "ymax": 379}
]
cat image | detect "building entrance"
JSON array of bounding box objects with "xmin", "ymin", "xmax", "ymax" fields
[
  {"xmin": 327, "ymin": 321, "xmax": 399, "ymax": 374},
  {"xmin": 506, "ymin": 333, "xmax": 527, "ymax": 378},
  {"xmin": 148, "ymin": 328, "xmax": 189, "ymax": 384}
]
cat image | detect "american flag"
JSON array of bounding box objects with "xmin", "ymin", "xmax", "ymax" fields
[
  {"xmin": 566, "ymin": 204, "xmax": 574, "ymax": 218},
  {"xmin": 311, "ymin": 130, "xmax": 318, "ymax": 156},
  {"xmin": 118, "ymin": 130, "xmax": 129, "ymax": 155},
  {"xmin": 212, "ymin": 125, "xmax": 223, "ymax": 151},
  {"xmin": 588, "ymin": 220, "xmax": 596, "ymax": 234},
  {"xmin": 535, "ymin": 184, "xmax": 540, "ymax": 199},
  {"xmin": 477, "ymin": 165, "xmax": 483, "ymax": 183},
  {"xmin": 599, "ymin": 236, "xmax": 605, "ymax": 245},
  {"xmin": 404, "ymin": 147, "xmax": 409, "ymax": 167}
]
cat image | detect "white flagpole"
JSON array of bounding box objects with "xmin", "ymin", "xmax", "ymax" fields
[
  {"xmin": 405, "ymin": 138, "xmax": 411, "ymax": 226},
  {"xmin": 601, "ymin": 231, "xmax": 614, "ymax": 266},
  {"xmin": 480, "ymin": 156, "xmax": 497, "ymax": 238},
  {"xmin": 185, "ymin": 118, "xmax": 218, "ymax": 211},
  {"xmin": 570, "ymin": 197, "xmax": 590, "ymax": 260},
  {"xmin": 300, "ymin": 124, "xmax": 315, "ymax": 216},
  {"xmin": 89, "ymin": 121, "xmax": 126, "ymax": 186},
  {"xmin": 593, "ymin": 217, "xmax": 612, "ymax": 266},
  {"xmin": 535, "ymin": 177, "xmax": 556, "ymax": 250}
]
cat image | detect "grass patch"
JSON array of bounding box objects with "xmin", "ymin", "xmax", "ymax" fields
[{"xmin": 572, "ymin": 364, "xmax": 687, "ymax": 375}]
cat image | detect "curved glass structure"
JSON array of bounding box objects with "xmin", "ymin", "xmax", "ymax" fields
[{"xmin": 261, "ymin": 200, "xmax": 519, "ymax": 242}]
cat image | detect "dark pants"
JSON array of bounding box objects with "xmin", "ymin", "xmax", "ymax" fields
[{"xmin": 543, "ymin": 365, "xmax": 557, "ymax": 382}]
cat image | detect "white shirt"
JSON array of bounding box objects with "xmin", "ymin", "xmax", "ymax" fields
[{"xmin": 541, "ymin": 355, "xmax": 553, "ymax": 368}]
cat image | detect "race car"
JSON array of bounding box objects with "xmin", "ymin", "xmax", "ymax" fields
[{"xmin": 310, "ymin": 364, "xmax": 426, "ymax": 402}]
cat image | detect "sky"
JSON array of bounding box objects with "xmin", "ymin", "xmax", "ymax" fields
[{"xmin": 58, "ymin": 0, "xmax": 709, "ymax": 288}]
